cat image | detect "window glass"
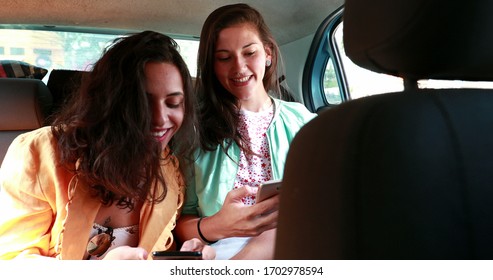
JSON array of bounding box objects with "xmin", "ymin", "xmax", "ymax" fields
[
  {"xmin": 331, "ymin": 24, "xmax": 404, "ymax": 100},
  {"xmin": 0, "ymin": 29, "xmax": 199, "ymax": 77},
  {"xmin": 327, "ymin": 22, "xmax": 493, "ymax": 99},
  {"xmin": 323, "ymin": 57, "xmax": 342, "ymax": 104},
  {"xmin": 176, "ymin": 39, "xmax": 198, "ymax": 77},
  {"xmin": 10, "ymin": 47, "xmax": 25, "ymax": 56}
]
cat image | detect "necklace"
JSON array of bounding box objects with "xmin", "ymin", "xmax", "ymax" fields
[{"xmin": 86, "ymin": 225, "xmax": 115, "ymax": 257}]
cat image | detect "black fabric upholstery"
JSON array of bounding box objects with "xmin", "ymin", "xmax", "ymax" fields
[
  {"xmin": 275, "ymin": 90, "xmax": 493, "ymax": 259},
  {"xmin": 275, "ymin": 0, "xmax": 493, "ymax": 259},
  {"xmin": 343, "ymin": 0, "xmax": 493, "ymax": 81},
  {"xmin": 46, "ymin": 69, "xmax": 86, "ymax": 121}
]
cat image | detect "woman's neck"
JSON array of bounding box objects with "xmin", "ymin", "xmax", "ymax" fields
[
  {"xmin": 240, "ymin": 95, "xmax": 272, "ymax": 112},
  {"xmin": 94, "ymin": 200, "xmax": 143, "ymax": 228}
]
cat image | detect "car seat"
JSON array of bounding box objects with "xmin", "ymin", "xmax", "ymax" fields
[
  {"xmin": 275, "ymin": 0, "xmax": 493, "ymax": 259},
  {"xmin": 0, "ymin": 78, "xmax": 52, "ymax": 165},
  {"xmin": 46, "ymin": 69, "xmax": 86, "ymax": 123}
]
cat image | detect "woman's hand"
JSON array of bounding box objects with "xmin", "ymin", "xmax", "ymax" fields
[
  {"xmin": 212, "ymin": 186, "xmax": 279, "ymax": 238},
  {"xmin": 102, "ymin": 246, "xmax": 148, "ymax": 260},
  {"xmin": 180, "ymin": 238, "xmax": 216, "ymax": 260},
  {"xmin": 174, "ymin": 186, "xmax": 279, "ymax": 247}
]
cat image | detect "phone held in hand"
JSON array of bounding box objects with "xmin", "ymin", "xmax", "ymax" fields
[
  {"xmin": 151, "ymin": 251, "xmax": 202, "ymax": 260},
  {"xmin": 255, "ymin": 179, "xmax": 282, "ymax": 203}
]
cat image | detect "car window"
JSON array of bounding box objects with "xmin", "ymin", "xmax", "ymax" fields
[
  {"xmin": 317, "ymin": 19, "xmax": 493, "ymax": 109},
  {"xmin": 330, "ymin": 23, "xmax": 404, "ymax": 99},
  {"xmin": 323, "ymin": 56, "xmax": 342, "ymax": 104},
  {"xmin": 0, "ymin": 28, "xmax": 199, "ymax": 80}
]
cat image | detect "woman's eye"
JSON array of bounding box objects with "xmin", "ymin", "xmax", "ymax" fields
[
  {"xmin": 166, "ymin": 99, "xmax": 183, "ymax": 108},
  {"xmin": 216, "ymin": 56, "xmax": 230, "ymax": 61},
  {"xmin": 166, "ymin": 103, "xmax": 179, "ymax": 108}
]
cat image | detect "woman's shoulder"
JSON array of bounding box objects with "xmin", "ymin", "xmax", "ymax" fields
[
  {"xmin": 1, "ymin": 126, "xmax": 63, "ymax": 193},
  {"xmin": 274, "ymin": 99, "xmax": 317, "ymax": 122},
  {"xmin": 8, "ymin": 126, "xmax": 56, "ymax": 153}
]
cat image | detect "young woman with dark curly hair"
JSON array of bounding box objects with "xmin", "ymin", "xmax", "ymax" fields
[{"xmin": 0, "ymin": 30, "xmax": 214, "ymax": 260}]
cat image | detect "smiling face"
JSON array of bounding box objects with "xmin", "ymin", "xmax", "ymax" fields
[
  {"xmin": 144, "ymin": 61, "xmax": 185, "ymax": 150},
  {"xmin": 213, "ymin": 23, "xmax": 272, "ymax": 110}
]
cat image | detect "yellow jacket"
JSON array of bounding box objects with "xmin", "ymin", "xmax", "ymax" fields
[{"xmin": 0, "ymin": 126, "xmax": 184, "ymax": 259}]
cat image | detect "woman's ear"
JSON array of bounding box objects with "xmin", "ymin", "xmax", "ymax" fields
[{"xmin": 264, "ymin": 46, "xmax": 273, "ymax": 65}]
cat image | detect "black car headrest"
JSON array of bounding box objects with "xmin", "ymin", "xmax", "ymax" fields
[
  {"xmin": 343, "ymin": 0, "xmax": 493, "ymax": 81},
  {"xmin": 46, "ymin": 69, "xmax": 86, "ymax": 116}
]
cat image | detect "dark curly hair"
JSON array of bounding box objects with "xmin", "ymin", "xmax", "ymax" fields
[{"xmin": 51, "ymin": 30, "xmax": 198, "ymax": 209}]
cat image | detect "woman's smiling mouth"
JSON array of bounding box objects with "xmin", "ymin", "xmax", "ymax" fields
[
  {"xmin": 152, "ymin": 129, "xmax": 169, "ymax": 142},
  {"xmin": 232, "ymin": 75, "xmax": 252, "ymax": 85}
]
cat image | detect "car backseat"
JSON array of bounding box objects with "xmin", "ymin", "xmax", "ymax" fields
[{"xmin": 0, "ymin": 78, "xmax": 53, "ymax": 165}]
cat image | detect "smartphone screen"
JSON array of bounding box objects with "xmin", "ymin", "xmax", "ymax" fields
[{"xmin": 151, "ymin": 251, "xmax": 202, "ymax": 260}]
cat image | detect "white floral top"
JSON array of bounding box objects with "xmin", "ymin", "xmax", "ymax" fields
[{"xmin": 233, "ymin": 105, "xmax": 274, "ymax": 205}]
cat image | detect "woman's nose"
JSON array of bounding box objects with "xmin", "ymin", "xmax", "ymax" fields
[
  {"xmin": 233, "ymin": 56, "xmax": 246, "ymax": 71},
  {"xmin": 152, "ymin": 103, "xmax": 168, "ymax": 126}
]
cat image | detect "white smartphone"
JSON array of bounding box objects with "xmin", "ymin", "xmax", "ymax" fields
[{"xmin": 255, "ymin": 179, "xmax": 282, "ymax": 203}]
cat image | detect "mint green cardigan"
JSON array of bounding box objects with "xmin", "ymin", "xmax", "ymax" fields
[{"xmin": 182, "ymin": 99, "xmax": 316, "ymax": 216}]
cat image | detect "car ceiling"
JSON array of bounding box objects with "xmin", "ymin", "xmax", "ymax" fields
[{"xmin": 1, "ymin": 0, "xmax": 344, "ymax": 45}]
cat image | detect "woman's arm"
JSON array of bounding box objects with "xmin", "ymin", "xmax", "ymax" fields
[
  {"xmin": 0, "ymin": 133, "xmax": 57, "ymax": 259},
  {"xmin": 175, "ymin": 186, "xmax": 279, "ymax": 244}
]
